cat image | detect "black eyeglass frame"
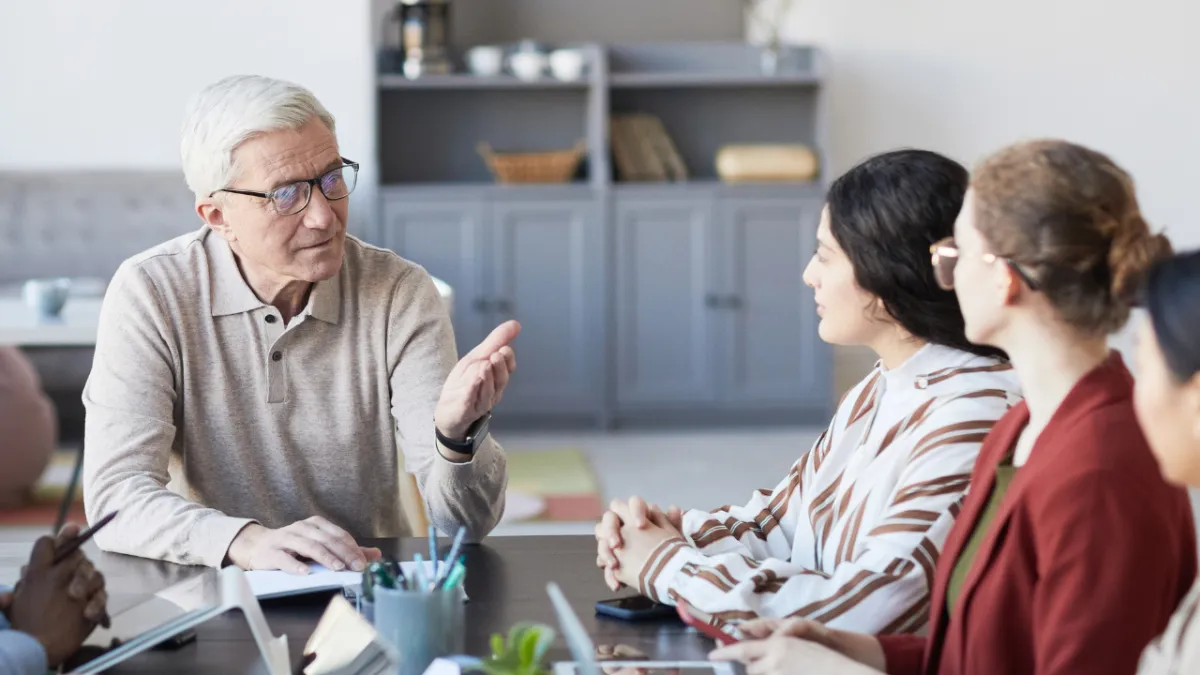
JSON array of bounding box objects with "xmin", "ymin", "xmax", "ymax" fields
[{"xmin": 209, "ymin": 158, "xmax": 360, "ymax": 215}]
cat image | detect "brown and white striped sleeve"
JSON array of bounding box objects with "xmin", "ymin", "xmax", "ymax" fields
[
  {"xmin": 638, "ymin": 392, "xmax": 1012, "ymax": 633},
  {"xmin": 679, "ymin": 431, "xmax": 824, "ymax": 560}
]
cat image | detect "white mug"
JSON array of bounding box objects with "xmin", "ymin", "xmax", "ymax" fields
[
  {"xmin": 465, "ymin": 45, "xmax": 504, "ymax": 76},
  {"xmin": 549, "ymin": 49, "xmax": 586, "ymax": 81},
  {"xmin": 508, "ymin": 51, "xmax": 547, "ymax": 81},
  {"xmin": 22, "ymin": 278, "xmax": 71, "ymax": 318}
]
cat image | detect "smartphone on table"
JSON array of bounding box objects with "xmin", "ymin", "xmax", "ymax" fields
[{"xmin": 594, "ymin": 595, "xmax": 678, "ymax": 621}]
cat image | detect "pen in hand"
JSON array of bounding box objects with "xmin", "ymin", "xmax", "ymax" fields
[{"xmin": 53, "ymin": 511, "xmax": 118, "ymax": 565}]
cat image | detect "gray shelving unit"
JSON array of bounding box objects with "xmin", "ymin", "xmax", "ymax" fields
[{"xmin": 378, "ymin": 42, "xmax": 833, "ymax": 428}]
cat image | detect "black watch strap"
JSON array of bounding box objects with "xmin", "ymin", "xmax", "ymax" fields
[{"xmin": 435, "ymin": 413, "xmax": 491, "ymax": 455}]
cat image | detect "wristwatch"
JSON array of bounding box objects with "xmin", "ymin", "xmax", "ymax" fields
[{"xmin": 435, "ymin": 412, "xmax": 492, "ymax": 456}]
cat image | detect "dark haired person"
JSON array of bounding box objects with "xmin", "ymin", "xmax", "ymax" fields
[
  {"xmin": 1135, "ymin": 249, "xmax": 1200, "ymax": 674},
  {"xmin": 711, "ymin": 140, "xmax": 1196, "ymax": 675},
  {"xmin": 0, "ymin": 524, "xmax": 110, "ymax": 674},
  {"xmin": 594, "ymin": 149, "xmax": 1021, "ymax": 632}
]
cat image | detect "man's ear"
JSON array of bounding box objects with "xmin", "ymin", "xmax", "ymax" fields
[{"xmin": 197, "ymin": 197, "xmax": 236, "ymax": 242}]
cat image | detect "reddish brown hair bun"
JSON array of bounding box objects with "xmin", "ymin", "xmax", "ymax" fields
[{"xmin": 971, "ymin": 139, "xmax": 1172, "ymax": 335}]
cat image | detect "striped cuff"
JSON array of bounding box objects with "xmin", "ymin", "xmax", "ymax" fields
[{"xmin": 637, "ymin": 538, "xmax": 697, "ymax": 603}]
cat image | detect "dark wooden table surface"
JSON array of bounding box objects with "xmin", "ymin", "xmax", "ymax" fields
[{"xmin": 87, "ymin": 535, "xmax": 720, "ymax": 674}]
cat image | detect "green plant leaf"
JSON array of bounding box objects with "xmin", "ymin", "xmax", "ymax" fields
[
  {"xmin": 518, "ymin": 628, "xmax": 539, "ymax": 666},
  {"xmin": 480, "ymin": 621, "xmax": 556, "ymax": 675},
  {"xmin": 507, "ymin": 623, "xmax": 530, "ymax": 653},
  {"xmin": 532, "ymin": 625, "xmax": 556, "ymax": 663},
  {"xmin": 490, "ymin": 633, "xmax": 505, "ymax": 659}
]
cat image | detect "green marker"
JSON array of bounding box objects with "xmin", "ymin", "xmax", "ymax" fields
[
  {"xmin": 442, "ymin": 560, "xmax": 467, "ymax": 591},
  {"xmin": 368, "ymin": 561, "xmax": 397, "ymax": 595}
]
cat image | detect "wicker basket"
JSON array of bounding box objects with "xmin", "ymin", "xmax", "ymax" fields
[{"xmin": 477, "ymin": 140, "xmax": 586, "ymax": 184}]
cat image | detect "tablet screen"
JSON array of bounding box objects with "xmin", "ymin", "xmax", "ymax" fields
[{"xmin": 65, "ymin": 569, "xmax": 223, "ymax": 674}]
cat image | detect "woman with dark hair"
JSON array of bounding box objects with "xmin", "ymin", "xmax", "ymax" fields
[
  {"xmin": 593, "ymin": 149, "xmax": 1021, "ymax": 633},
  {"xmin": 1135, "ymin": 249, "xmax": 1200, "ymax": 673},
  {"xmin": 711, "ymin": 140, "xmax": 1196, "ymax": 675}
]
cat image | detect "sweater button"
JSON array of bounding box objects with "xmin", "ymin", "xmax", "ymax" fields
[{"xmin": 272, "ymin": 351, "xmax": 282, "ymax": 362}]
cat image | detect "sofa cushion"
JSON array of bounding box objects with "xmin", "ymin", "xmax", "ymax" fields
[{"xmin": 0, "ymin": 171, "xmax": 196, "ymax": 284}]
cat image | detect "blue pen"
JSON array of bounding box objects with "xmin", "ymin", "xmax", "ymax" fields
[
  {"xmin": 428, "ymin": 525, "xmax": 439, "ymax": 585},
  {"xmin": 435, "ymin": 527, "xmax": 467, "ymax": 587},
  {"xmin": 413, "ymin": 553, "xmax": 427, "ymax": 590}
]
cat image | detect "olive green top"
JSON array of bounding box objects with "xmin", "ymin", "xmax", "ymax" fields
[{"xmin": 946, "ymin": 456, "xmax": 1017, "ymax": 616}]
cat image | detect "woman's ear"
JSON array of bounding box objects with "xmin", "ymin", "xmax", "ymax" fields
[
  {"xmin": 1000, "ymin": 264, "xmax": 1023, "ymax": 306},
  {"xmin": 1186, "ymin": 373, "xmax": 1200, "ymax": 443},
  {"xmin": 863, "ymin": 295, "xmax": 888, "ymax": 324}
]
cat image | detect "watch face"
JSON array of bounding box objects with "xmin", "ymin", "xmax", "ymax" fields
[{"xmin": 469, "ymin": 414, "xmax": 492, "ymax": 449}]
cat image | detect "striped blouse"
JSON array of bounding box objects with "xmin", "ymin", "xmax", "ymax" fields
[
  {"xmin": 637, "ymin": 343, "xmax": 1022, "ymax": 634},
  {"xmin": 1139, "ymin": 577, "xmax": 1200, "ymax": 674}
]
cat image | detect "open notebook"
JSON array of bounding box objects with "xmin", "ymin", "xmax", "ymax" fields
[{"xmin": 246, "ymin": 560, "xmax": 450, "ymax": 599}]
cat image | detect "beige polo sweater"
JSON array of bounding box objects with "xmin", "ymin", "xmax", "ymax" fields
[{"xmin": 82, "ymin": 227, "xmax": 507, "ymax": 567}]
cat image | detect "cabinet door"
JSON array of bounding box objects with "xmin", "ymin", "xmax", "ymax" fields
[
  {"xmin": 488, "ymin": 200, "xmax": 602, "ymax": 415},
  {"xmin": 382, "ymin": 196, "xmax": 487, "ymax": 354},
  {"xmin": 717, "ymin": 197, "xmax": 830, "ymax": 409},
  {"xmin": 615, "ymin": 195, "xmax": 719, "ymax": 408}
]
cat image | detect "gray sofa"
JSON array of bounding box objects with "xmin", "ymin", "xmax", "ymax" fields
[{"xmin": 0, "ymin": 171, "xmax": 196, "ymax": 441}]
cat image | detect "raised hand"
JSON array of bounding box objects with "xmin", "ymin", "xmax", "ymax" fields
[{"xmin": 435, "ymin": 320, "xmax": 521, "ymax": 441}]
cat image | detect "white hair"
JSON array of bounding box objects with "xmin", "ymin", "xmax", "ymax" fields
[{"xmin": 180, "ymin": 75, "xmax": 337, "ymax": 198}]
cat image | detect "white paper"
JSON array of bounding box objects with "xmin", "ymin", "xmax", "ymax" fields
[
  {"xmin": 246, "ymin": 560, "xmax": 446, "ymax": 599},
  {"xmin": 422, "ymin": 658, "xmax": 465, "ymax": 675}
]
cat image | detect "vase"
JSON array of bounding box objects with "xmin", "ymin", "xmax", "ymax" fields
[{"xmin": 760, "ymin": 43, "xmax": 781, "ymax": 75}]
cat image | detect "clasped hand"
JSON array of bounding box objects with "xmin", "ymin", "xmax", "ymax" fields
[{"xmin": 594, "ymin": 496, "xmax": 685, "ymax": 592}]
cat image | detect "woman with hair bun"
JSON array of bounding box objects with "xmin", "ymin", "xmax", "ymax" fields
[{"xmin": 712, "ymin": 140, "xmax": 1197, "ymax": 675}]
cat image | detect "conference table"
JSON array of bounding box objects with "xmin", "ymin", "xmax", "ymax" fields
[{"xmin": 89, "ymin": 535, "xmax": 723, "ymax": 674}]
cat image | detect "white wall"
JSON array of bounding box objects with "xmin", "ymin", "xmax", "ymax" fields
[
  {"xmin": 0, "ymin": 0, "xmax": 377, "ymax": 235},
  {"xmin": 762, "ymin": 0, "xmax": 1200, "ymax": 248}
]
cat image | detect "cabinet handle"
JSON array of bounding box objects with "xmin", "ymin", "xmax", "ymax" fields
[
  {"xmin": 473, "ymin": 298, "xmax": 492, "ymax": 312},
  {"xmin": 495, "ymin": 299, "xmax": 514, "ymax": 313},
  {"xmin": 705, "ymin": 293, "xmax": 721, "ymax": 309},
  {"xmin": 726, "ymin": 295, "xmax": 744, "ymax": 310}
]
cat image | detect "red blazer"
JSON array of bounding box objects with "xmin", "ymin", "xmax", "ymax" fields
[{"xmin": 879, "ymin": 353, "xmax": 1196, "ymax": 675}]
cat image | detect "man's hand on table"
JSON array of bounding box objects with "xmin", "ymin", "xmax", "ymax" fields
[
  {"xmin": 434, "ymin": 320, "xmax": 520, "ymax": 460},
  {"xmin": 227, "ymin": 518, "xmax": 383, "ymax": 574}
]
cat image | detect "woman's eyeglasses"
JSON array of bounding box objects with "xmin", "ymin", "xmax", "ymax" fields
[
  {"xmin": 929, "ymin": 236, "xmax": 1040, "ymax": 291},
  {"xmin": 211, "ymin": 159, "xmax": 360, "ymax": 216}
]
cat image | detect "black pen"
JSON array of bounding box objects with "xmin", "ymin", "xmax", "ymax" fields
[{"xmin": 53, "ymin": 510, "xmax": 117, "ymax": 564}]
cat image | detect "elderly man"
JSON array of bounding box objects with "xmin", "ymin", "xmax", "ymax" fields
[{"xmin": 83, "ymin": 75, "xmax": 514, "ymax": 573}]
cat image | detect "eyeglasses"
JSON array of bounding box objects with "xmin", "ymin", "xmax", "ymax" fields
[
  {"xmin": 211, "ymin": 158, "xmax": 360, "ymax": 216},
  {"xmin": 929, "ymin": 236, "xmax": 1040, "ymax": 291}
]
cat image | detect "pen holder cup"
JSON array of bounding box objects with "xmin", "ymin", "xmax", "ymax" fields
[{"xmin": 373, "ymin": 586, "xmax": 466, "ymax": 675}]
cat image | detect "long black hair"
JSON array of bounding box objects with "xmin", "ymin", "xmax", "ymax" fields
[
  {"xmin": 826, "ymin": 148, "xmax": 1004, "ymax": 359},
  {"xmin": 1142, "ymin": 249, "xmax": 1200, "ymax": 381}
]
